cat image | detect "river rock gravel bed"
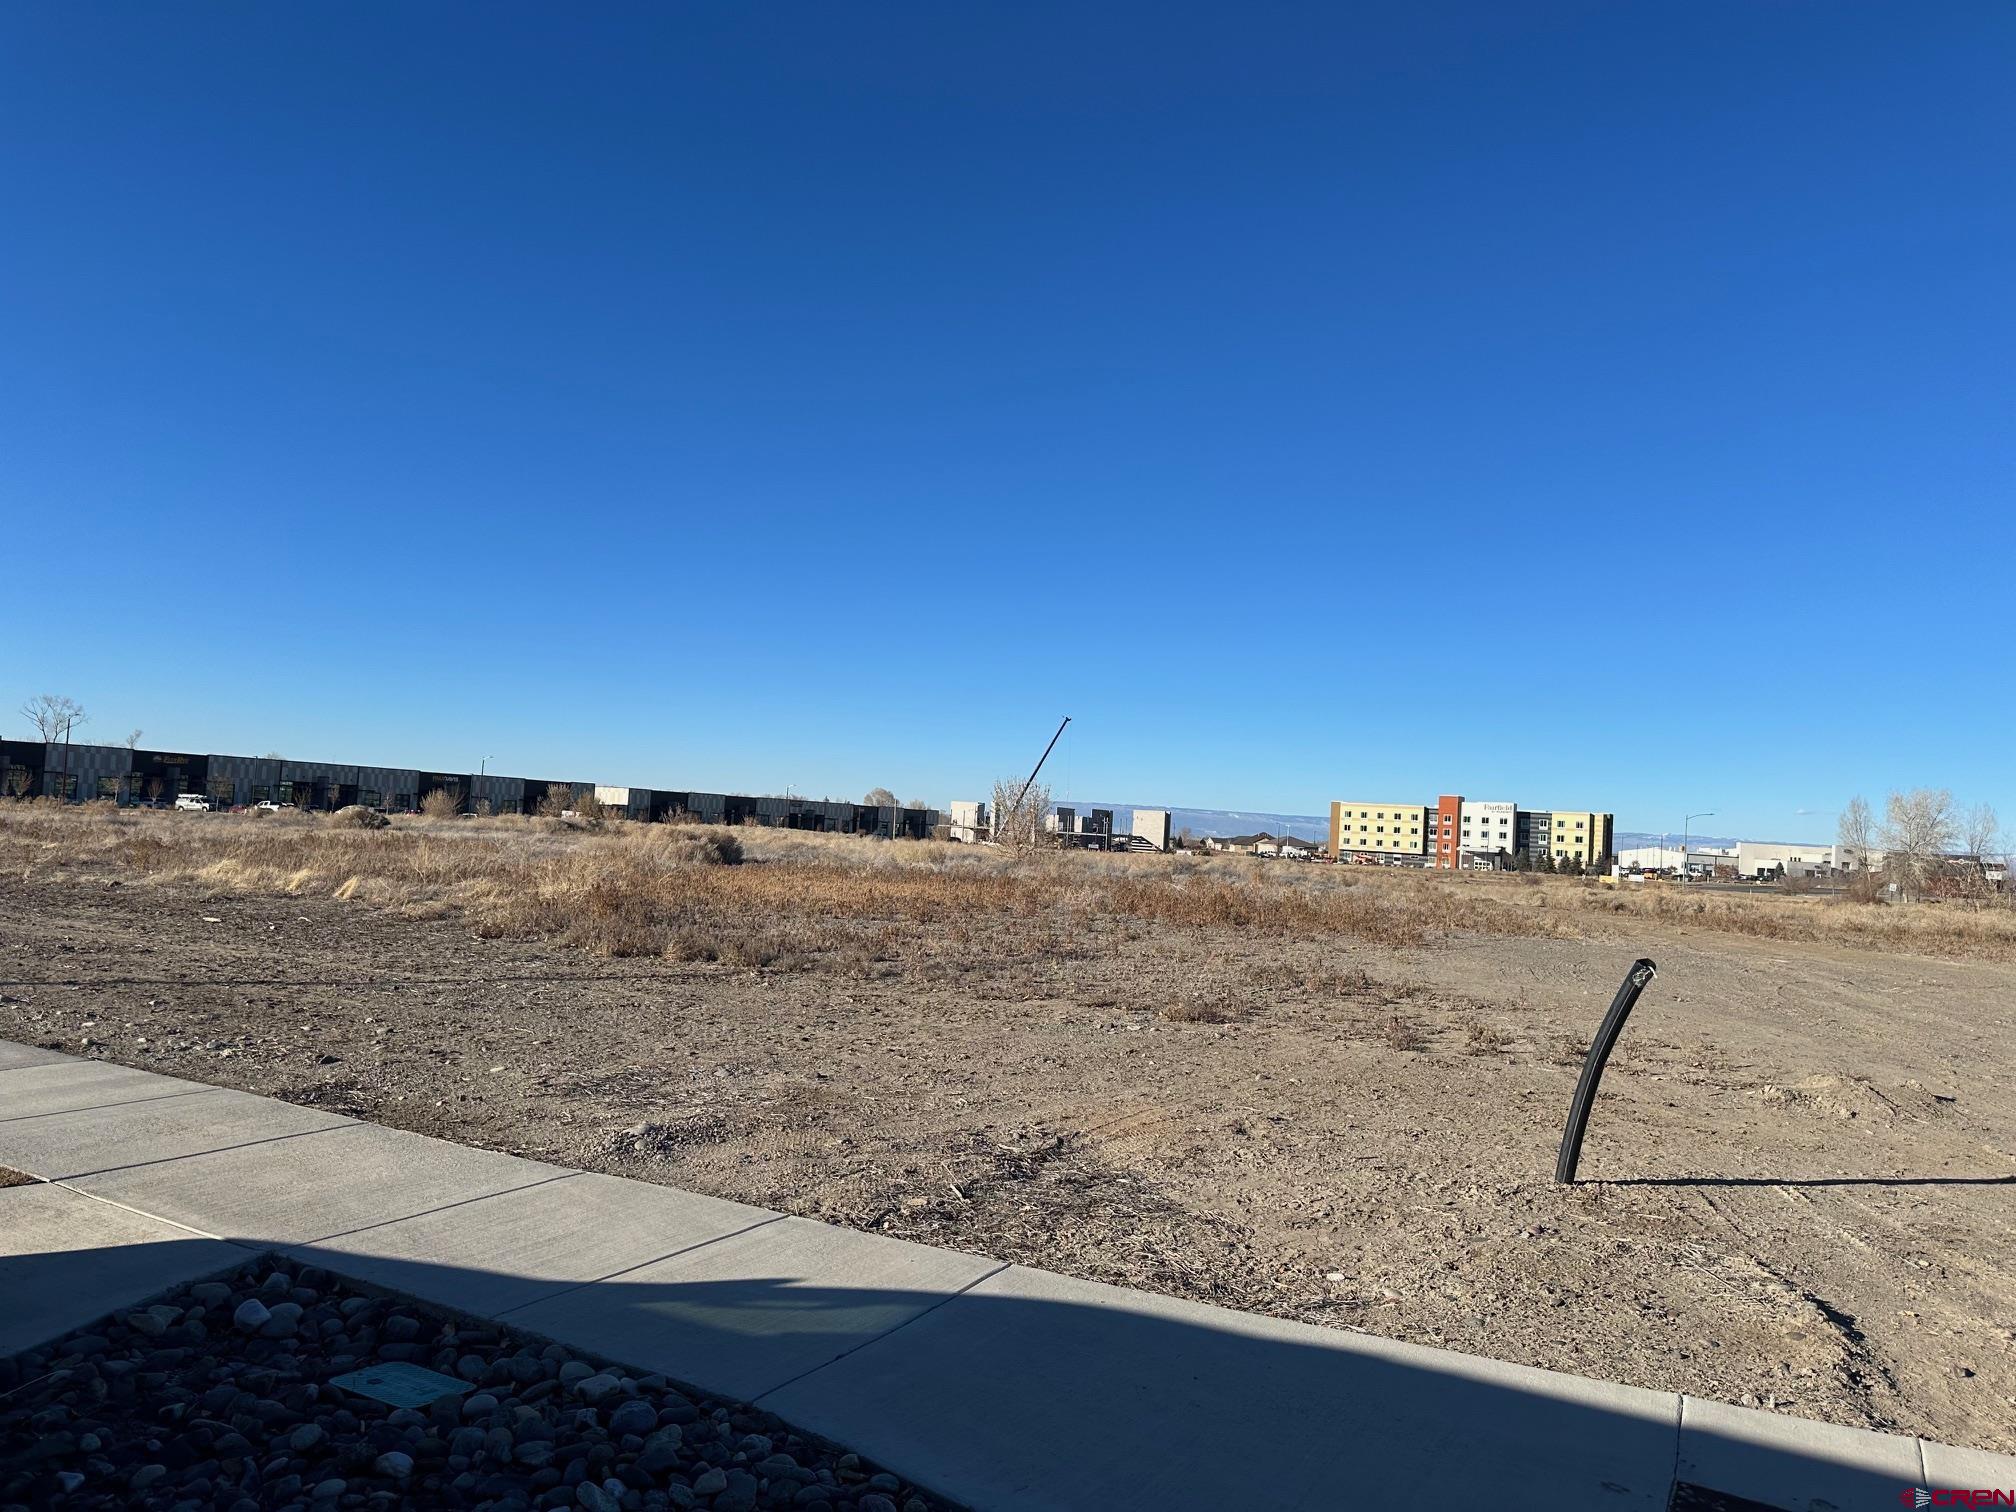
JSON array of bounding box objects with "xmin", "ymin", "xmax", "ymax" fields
[{"xmin": 0, "ymin": 1254, "xmax": 950, "ymax": 1512}]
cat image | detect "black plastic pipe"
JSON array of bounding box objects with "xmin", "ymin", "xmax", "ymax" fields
[{"xmin": 1553, "ymin": 957, "xmax": 1658, "ymax": 1184}]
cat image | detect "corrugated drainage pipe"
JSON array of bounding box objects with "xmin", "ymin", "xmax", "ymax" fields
[{"xmin": 1554, "ymin": 957, "xmax": 1658, "ymax": 1184}]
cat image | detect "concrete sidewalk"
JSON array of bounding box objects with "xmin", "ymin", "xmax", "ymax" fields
[{"xmin": 5, "ymin": 1040, "xmax": 2012, "ymax": 1509}]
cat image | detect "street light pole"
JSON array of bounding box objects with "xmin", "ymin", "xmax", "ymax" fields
[
  {"xmin": 58, "ymin": 713, "xmax": 81, "ymax": 803},
  {"xmin": 1682, "ymin": 811, "xmax": 1716, "ymax": 886}
]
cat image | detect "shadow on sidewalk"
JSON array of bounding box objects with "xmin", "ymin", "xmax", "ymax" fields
[{"xmin": 0, "ymin": 1233, "xmax": 1948, "ymax": 1512}]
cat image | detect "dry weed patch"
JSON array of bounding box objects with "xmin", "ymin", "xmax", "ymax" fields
[
  {"xmin": 4, "ymin": 805, "xmax": 2012, "ymax": 965},
  {"xmin": 1160, "ymin": 995, "xmax": 1241, "ymax": 1024},
  {"xmin": 1378, "ymin": 1011, "xmax": 1427, "ymax": 1052},
  {"xmin": 1463, "ymin": 1019, "xmax": 1512, "ymax": 1056}
]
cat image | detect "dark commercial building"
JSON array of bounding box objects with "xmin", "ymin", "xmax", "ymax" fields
[
  {"xmin": 3, "ymin": 736, "xmax": 942, "ymax": 839},
  {"xmin": 129, "ymin": 748, "xmax": 208, "ymax": 804},
  {"xmin": 469, "ymin": 773, "xmax": 525, "ymax": 816},
  {"xmin": 2, "ymin": 740, "xmax": 46, "ymax": 800}
]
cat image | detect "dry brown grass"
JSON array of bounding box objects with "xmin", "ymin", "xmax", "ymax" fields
[
  {"xmin": 4, "ymin": 805, "xmax": 2010, "ymax": 965},
  {"xmin": 0, "ymin": 807, "xmax": 1568, "ymax": 966},
  {"xmin": 1481, "ymin": 873, "xmax": 2016, "ymax": 959}
]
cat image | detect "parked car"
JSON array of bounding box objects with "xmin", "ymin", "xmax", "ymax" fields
[
  {"xmin": 253, "ymin": 800, "xmax": 296, "ymax": 812},
  {"xmin": 172, "ymin": 793, "xmax": 214, "ymax": 812}
]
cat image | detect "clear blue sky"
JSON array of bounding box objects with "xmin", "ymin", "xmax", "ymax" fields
[{"xmin": 4, "ymin": 3, "xmax": 2010, "ymax": 839}]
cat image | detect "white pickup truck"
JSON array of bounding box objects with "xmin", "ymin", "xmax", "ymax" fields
[{"xmin": 174, "ymin": 793, "xmax": 215, "ymax": 812}]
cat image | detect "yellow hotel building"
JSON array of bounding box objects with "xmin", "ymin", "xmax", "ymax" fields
[
  {"xmin": 1547, "ymin": 810, "xmax": 1615, "ymax": 866},
  {"xmin": 1328, "ymin": 802, "xmax": 1429, "ymax": 858}
]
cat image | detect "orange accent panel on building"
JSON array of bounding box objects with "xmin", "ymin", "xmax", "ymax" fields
[{"xmin": 1433, "ymin": 794, "xmax": 1463, "ymax": 870}]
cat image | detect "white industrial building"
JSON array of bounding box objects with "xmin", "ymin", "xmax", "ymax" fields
[
  {"xmin": 1616, "ymin": 844, "xmax": 1739, "ymax": 875},
  {"xmin": 947, "ymin": 800, "xmax": 987, "ymax": 844},
  {"xmin": 1731, "ymin": 841, "xmax": 1894, "ymax": 879},
  {"xmin": 1130, "ymin": 809, "xmax": 1172, "ymax": 852},
  {"xmin": 1737, "ymin": 841, "xmax": 1842, "ymax": 879},
  {"xmin": 1617, "ymin": 844, "xmax": 1683, "ymax": 872},
  {"xmin": 1616, "ymin": 840, "xmax": 1890, "ymax": 880}
]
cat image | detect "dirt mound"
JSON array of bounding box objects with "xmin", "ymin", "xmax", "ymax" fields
[{"xmin": 1754, "ymin": 1073, "xmax": 1953, "ymax": 1122}]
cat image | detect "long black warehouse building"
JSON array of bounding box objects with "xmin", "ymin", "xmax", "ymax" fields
[{"xmin": 0, "ymin": 739, "xmax": 938, "ymax": 839}]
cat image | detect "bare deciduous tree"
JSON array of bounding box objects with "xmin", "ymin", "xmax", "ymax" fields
[
  {"xmin": 20, "ymin": 694, "xmax": 87, "ymax": 804},
  {"xmin": 863, "ymin": 787, "xmax": 898, "ymax": 807},
  {"xmin": 20, "ymin": 693, "xmax": 86, "ymax": 743},
  {"xmin": 1837, "ymin": 794, "xmax": 1880, "ymax": 901},
  {"xmin": 1880, "ymin": 788, "xmax": 1954, "ymax": 903},
  {"xmin": 1960, "ymin": 802, "xmax": 2003, "ymax": 902},
  {"xmin": 124, "ymin": 729, "xmax": 142, "ymax": 749},
  {"xmin": 1961, "ymin": 801, "xmax": 2001, "ymax": 862},
  {"xmin": 989, "ymin": 776, "xmax": 1052, "ymax": 854}
]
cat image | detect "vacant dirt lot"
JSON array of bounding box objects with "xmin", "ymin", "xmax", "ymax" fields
[{"xmin": 4, "ymin": 808, "xmax": 2014, "ymax": 1452}]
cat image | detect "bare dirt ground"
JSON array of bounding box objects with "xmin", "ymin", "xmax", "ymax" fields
[{"xmin": 4, "ymin": 811, "xmax": 2014, "ymax": 1453}]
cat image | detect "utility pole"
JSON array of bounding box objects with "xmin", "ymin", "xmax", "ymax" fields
[
  {"xmin": 1683, "ymin": 811, "xmax": 1715, "ymax": 886},
  {"xmin": 59, "ymin": 712, "xmax": 78, "ymax": 802}
]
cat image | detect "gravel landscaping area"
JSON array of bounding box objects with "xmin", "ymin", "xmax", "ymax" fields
[{"xmin": 0, "ymin": 1254, "xmax": 950, "ymax": 1512}]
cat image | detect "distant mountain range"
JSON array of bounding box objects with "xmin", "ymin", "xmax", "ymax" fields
[
  {"xmin": 1052, "ymin": 801, "xmax": 1330, "ymax": 843},
  {"xmin": 1615, "ymin": 830, "xmax": 1741, "ymax": 850}
]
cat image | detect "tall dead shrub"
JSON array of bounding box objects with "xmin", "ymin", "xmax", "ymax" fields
[{"xmin": 989, "ymin": 776, "xmax": 1051, "ymax": 855}]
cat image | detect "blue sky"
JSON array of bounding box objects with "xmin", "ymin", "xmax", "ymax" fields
[{"xmin": 3, "ymin": 3, "xmax": 2010, "ymax": 839}]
